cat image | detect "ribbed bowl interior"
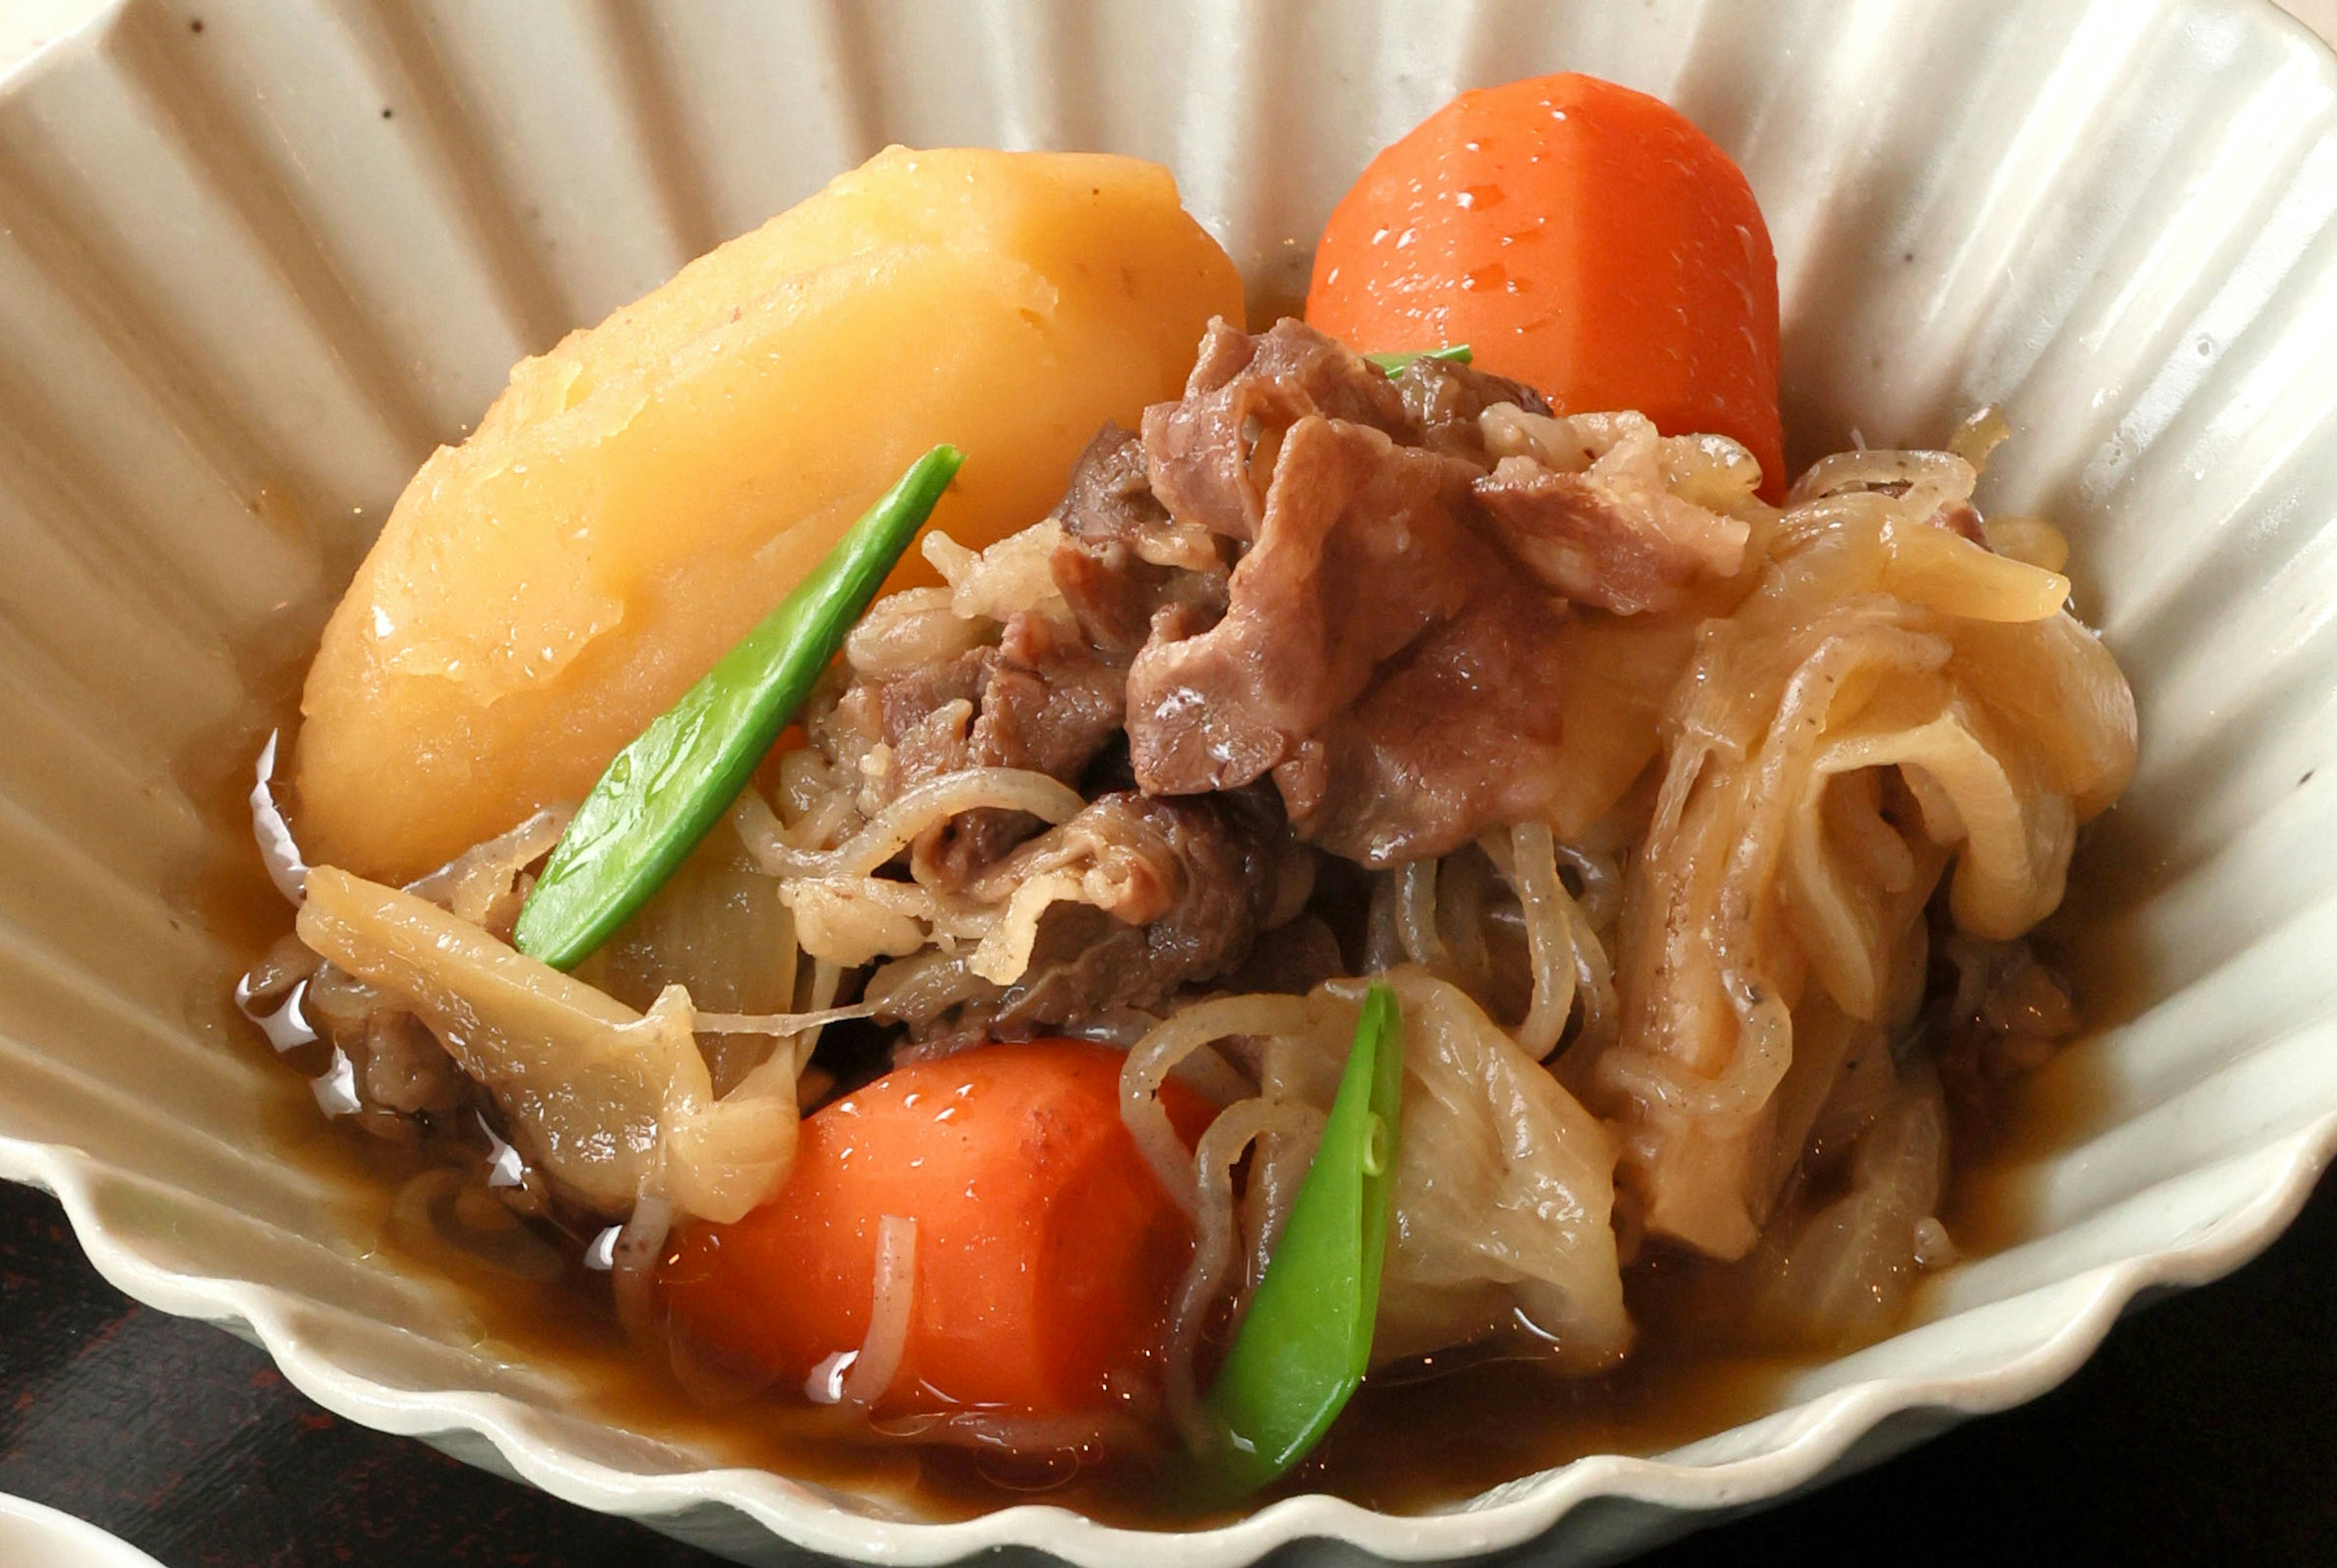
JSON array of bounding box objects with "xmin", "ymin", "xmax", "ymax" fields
[{"xmin": 1, "ymin": 1, "xmax": 2333, "ymax": 1563}]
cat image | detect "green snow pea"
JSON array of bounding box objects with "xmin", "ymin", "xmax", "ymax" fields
[
  {"xmin": 514, "ymin": 444, "xmax": 963, "ymax": 969},
  {"xmin": 1198, "ymin": 981, "xmax": 1405, "ymax": 1497}
]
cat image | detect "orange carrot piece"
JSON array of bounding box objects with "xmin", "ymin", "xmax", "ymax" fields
[
  {"xmin": 662, "ymin": 1039, "xmax": 1215, "ymax": 1416},
  {"xmin": 1307, "ymin": 72, "xmax": 1785, "ymax": 500}
]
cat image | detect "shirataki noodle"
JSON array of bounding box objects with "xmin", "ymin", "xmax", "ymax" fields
[{"xmin": 249, "ymin": 323, "xmax": 2134, "ymax": 1497}]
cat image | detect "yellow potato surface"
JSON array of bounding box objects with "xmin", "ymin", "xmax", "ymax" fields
[{"xmin": 297, "ymin": 146, "xmax": 1242, "ymax": 883}]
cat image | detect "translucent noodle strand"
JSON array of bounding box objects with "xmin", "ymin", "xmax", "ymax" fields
[
  {"xmin": 842, "ymin": 1214, "xmax": 918, "ymax": 1406},
  {"xmin": 1504, "ymin": 823, "xmax": 1577, "ymax": 1061},
  {"xmin": 1165, "ymin": 1095, "xmax": 1327, "ymax": 1448},
  {"xmin": 735, "ymin": 768, "xmax": 1088, "ymax": 880},
  {"xmin": 1120, "ymin": 995, "xmax": 1325, "ymax": 1211},
  {"xmin": 1396, "ymin": 860, "xmax": 1455, "ymax": 979}
]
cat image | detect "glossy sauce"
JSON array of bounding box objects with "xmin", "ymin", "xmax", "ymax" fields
[{"xmin": 184, "ymin": 686, "xmax": 2145, "ymax": 1527}]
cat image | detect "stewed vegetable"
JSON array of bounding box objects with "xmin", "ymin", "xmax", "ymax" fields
[
  {"xmin": 248, "ymin": 66, "xmax": 2140, "ymax": 1528},
  {"xmin": 1201, "ymin": 984, "xmax": 1404, "ymax": 1494},
  {"xmin": 516, "ymin": 447, "xmax": 963, "ymax": 967},
  {"xmin": 1307, "ymin": 72, "xmax": 1785, "ymax": 497},
  {"xmin": 662, "ymin": 1040, "xmax": 1215, "ymax": 1415}
]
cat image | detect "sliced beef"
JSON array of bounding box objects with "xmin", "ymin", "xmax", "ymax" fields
[
  {"xmin": 968, "ymin": 788, "xmax": 1290, "ymax": 1034},
  {"xmin": 873, "ymin": 611, "xmax": 1127, "ymax": 884},
  {"xmin": 876, "ymin": 646, "xmax": 985, "ymax": 761},
  {"xmin": 1268, "ymin": 579, "xmax": 1582, "ymax": 863},
  {"xmin": 1472, "ymin": 455, "xmax": 1742, "ymax": 615},
  {"xmin": 1049, "ymin": 423, "xmax": 1230, "ymax": 658},
  {"xmin": 1139, "ymin": 319, "xmax": 1553, "ymax": 549},
  {"xmin": 1390, "ymin": 355, "xmax": 1552, "ymax": 459},
  {"xmin": 1467, "ymin": 405, "xmax": 1756, "ymax": 615},
  {"xmin": 1219, "ymin": 911, "xmax": 1346, "ymax": 997},
  {"xmin": 1125, "ymin": 416, "xmax": 1475, "ymax": 790},
  {"xmin": 1126, "ymin": 415, "xmax": 1575, "ymax": 865},
  {"xmin": 975, "ymin": 613, "xmax": 1125, "ymax": 778},
  {"xmin": 1142, "ymin": 318, "xmax": 1419, "ymax": 542},
  {"xmin": 868, "ymin": 317, "xmax": 1740, "ymax": 891}
]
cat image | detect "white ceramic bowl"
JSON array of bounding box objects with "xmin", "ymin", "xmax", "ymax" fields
[
  {"xmin": 2, "ymin": 0, "xmax": 2335, "ymax": 1563},
  {"xmin": 0, "ymin": 1493, "xmax": 166, "ymax": 1568}
]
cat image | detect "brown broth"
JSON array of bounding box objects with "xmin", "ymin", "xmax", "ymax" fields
[
  {"xmin": 1930, "ymin": 803, "xmax": 2157, "ymax": 1260},
  {"xmin": 177, "ymin": 695, "xmax": 2145, "ymax": 1528}
]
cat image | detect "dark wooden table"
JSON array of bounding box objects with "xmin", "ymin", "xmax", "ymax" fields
[{"xmin": 2, "ymin": 1173, "xmax": 2332, "ymax": 1566}]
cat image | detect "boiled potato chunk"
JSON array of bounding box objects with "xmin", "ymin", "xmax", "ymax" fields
[{"xmin": 296, "ymin": 146, "xmax": 1241, "ymax": 883}]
